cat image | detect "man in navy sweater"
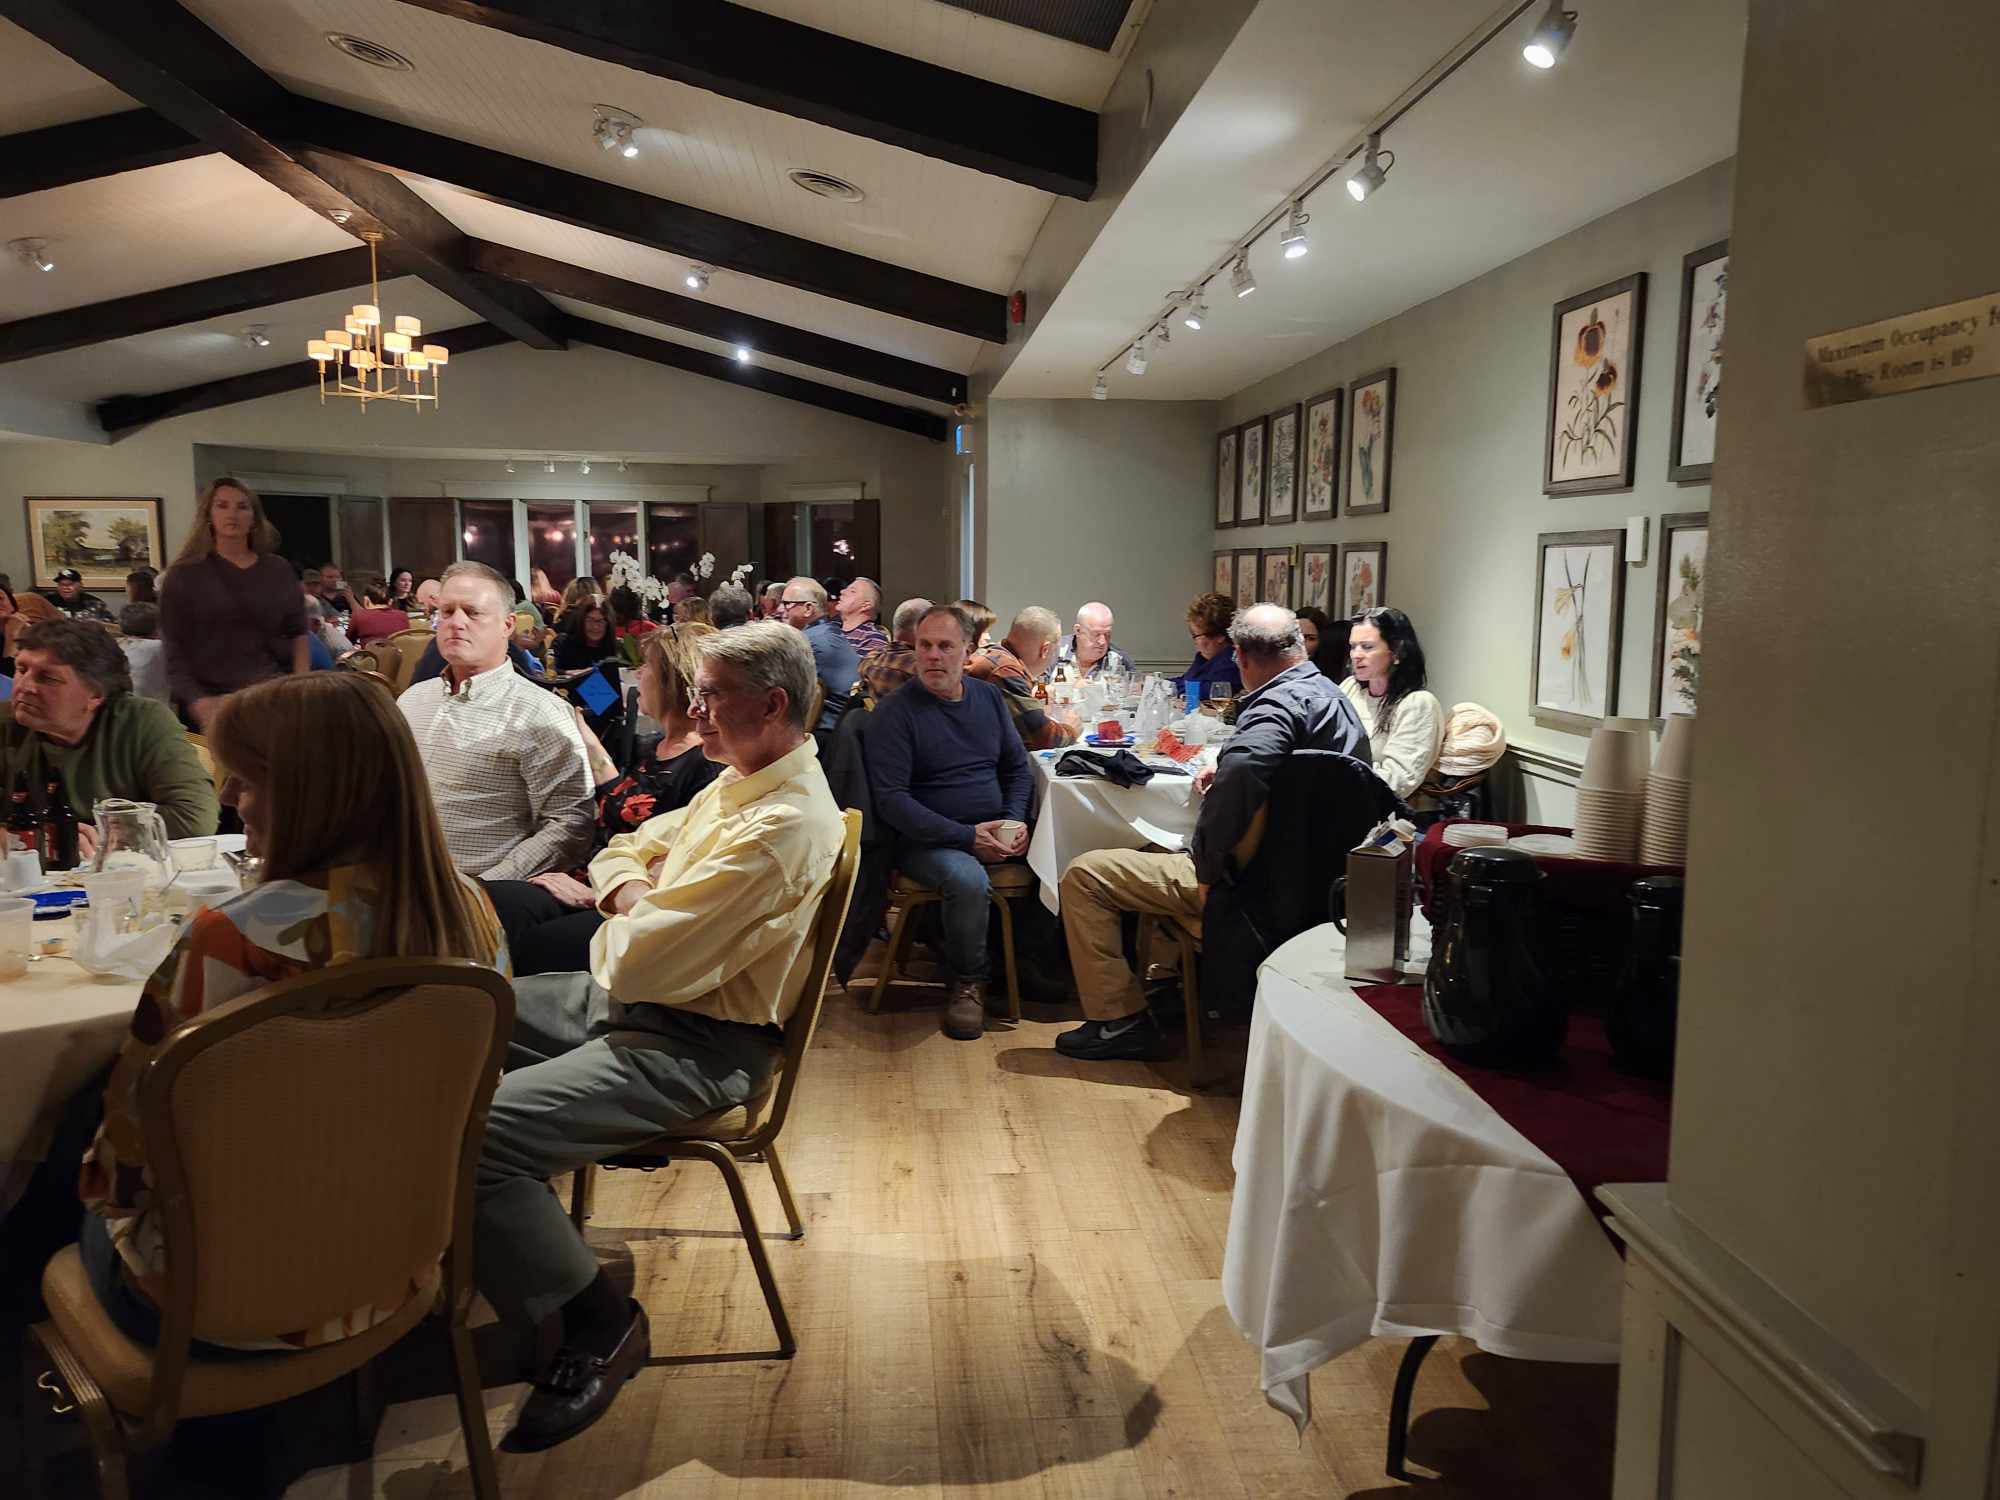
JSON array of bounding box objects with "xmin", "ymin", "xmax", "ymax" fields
[{"xmin": 868, "ymin": 604, "xmax": 1031, "ymax": 1039}]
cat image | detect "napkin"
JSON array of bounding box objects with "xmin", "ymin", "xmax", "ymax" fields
[{"xmin": 71, "ymin": 909, "xmax": 178, "ymax": 979}]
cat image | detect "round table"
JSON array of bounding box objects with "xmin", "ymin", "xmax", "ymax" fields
[{"xmin": 1024, "ymin": 747, "xmax": 1204, "ymax": 912}]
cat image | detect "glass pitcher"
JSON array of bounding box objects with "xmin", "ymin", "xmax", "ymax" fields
[{"xmin": 91, "ymin": 798, "xmax": 174, "ymax": 888}]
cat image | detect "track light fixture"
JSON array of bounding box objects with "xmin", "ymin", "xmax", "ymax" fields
[
  {"xmin": 579, "ymin": 458, "xmax": 591, "ymax": 475},
  {"xmin": 1523, "ymin": 2, "xmax": 1577, "ymax": 68},
  {"xmin": 1346, "ymin": 133, "xmax": 1395, "ymax": 202},
  {"xmin": 1278, "ymin": 201, "xmax": 1311, "ymax": 259},
  {"xmin": 10, "ymin": 238, "xmax": 55, "ymax": 273},
  {"xmin": 592, "ymin": 105, "xmax": 643, "ymax": 157},
  {"xmin": 505, "ymin": 457, "xmax": 515, "ymax": 473},
  {"xmin": 1230, "ymin": 252, "xmax": 1256, "ymax": 300},
  {"xmin": 1182, "ymin": 290, "xmax": 1206, "ymax": 331},
  {"xmin": 618, "ymin": 459, "xmax": 628, "ymax": 473},
  {"xmin": 240, "ymin": 324, "xmax": 272, "ymax": 349},
  {"xmin": 1092, "ymin": 374, "xmax": 1108, "ymax": 400},
  {"xmin": 1153, "ymin": 320, "xmax": 1170, "ymax": 347},
  {"xmin": 1124, "ymin": 337, "xmax": 1149, "ymax": 376},
  {"xmin": 684, "ymin": 264, "xmax": 712, "ymax": 292},
  {"xmin": 544, "ymin": 457, "xmax": 557, "ymax": 473}
]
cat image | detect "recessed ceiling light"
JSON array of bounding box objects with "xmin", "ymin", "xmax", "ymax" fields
[
  {"xmin": 593, "ymin": 105, "xmax": 643, "ymax": 159},
  {"xmin": 788, "ymin": 169, "xmax": 866, "ymax": 204},
  {"xmin": 684, "ymin": 265, "xmax": 712, "ymax": 292},
  {"xmin": 325, "ymin": 32, "xmax": 415, "ymax": 72},
  {"xmin": 735, "ymin": 346, "xmax": 753, "ymax": 363}
]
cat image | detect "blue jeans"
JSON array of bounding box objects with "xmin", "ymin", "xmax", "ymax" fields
[{"xmin": 896, "ymin": 845, "xmax": 992, "ymax": 982}]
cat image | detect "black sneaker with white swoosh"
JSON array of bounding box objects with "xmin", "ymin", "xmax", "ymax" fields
[{"xmin": 1054, "ymin": 1011, "xmax": 1167, "ymax": 1061}]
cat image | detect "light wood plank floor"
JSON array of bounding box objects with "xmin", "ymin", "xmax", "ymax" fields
[{"xmin": 266, "ymin": 984, "xmax": 1614, "ymax": 1499}]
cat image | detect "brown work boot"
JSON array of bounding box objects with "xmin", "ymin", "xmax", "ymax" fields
[{"xmin": 942, "ymin": 979, "xmax": 987, "ymax": 1040}]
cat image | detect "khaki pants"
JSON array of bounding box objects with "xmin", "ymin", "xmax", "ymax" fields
[{"xmin": 1059, "ymin": 848, "xmax": 1203, "ymax": 1020}]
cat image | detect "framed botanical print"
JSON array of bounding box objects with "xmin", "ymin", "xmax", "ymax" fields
[
  {"xmin": 24, "ymin": 496, "xmax": 166, "ymax": 591},
  {"xmin": 1265, "ymin": 404, "xmax": 1301, "ymax": 525},
  {"xmin": 1236, "ymin": 416, "xmax": 1267, "ymax": 526},
  {"xmin": 1336, "ymin": 541, "xmax": 1387, "ymax": 617},
  {"xmin": 1532, "ymin": 528, "xmax": 1627, "ymax": 733},
  {"xmin": 1545, "ymin": 272, "xmax": 1647, "ymax": 496},
  {"xmin": 1669, "ymin": 240, "xmax": 1728, "ymax": 483},
  {"xmin": 1232, "ymin": 548, "xmax": 1260, "ymax": 611},
  {"xmin": 1258, "ymin": 546, "xmax": 1295, "ymax": 607},
  {"xmin": 1345, "ymin": 368, "xmax": 1395, "ymax": 516},
  {"xmin": 1212, "ymin": 550, "xmax": 1234, "ymax": 598},
  {"xmin": 1301, "ymin": 387, "xmax": 1342, "ymax": 518},
  {"xmin": 1650, "ymin": 512, "xmax": 1708, "ymax": 717},
  {"xmin": 1298, "ymin": 543, "xmax": 1334, "ymax": 614},
  {"xmin": 1215, "ymin": 429, "xmax": 1238, "ymax": 530}
]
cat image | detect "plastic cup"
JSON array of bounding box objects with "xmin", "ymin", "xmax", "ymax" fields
[
  {"xmin": 82, "ymin": 870, "xmax": 149, "ymax": 943},
  {"xmin": 1, "ymin": 849, "xmax": 40, "ymax": 891},
  {"xmin": 0, "ymin": 895, "xmax": 31, "ymax": 979},
  {"xmin": 170, "ymin": 837, "xmax": 219, "ymax": 872}
]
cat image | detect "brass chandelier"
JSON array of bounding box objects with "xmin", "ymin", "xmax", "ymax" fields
[{"xmin": 305, "ymin": 232, "xmax": 448, "ymax": 409}]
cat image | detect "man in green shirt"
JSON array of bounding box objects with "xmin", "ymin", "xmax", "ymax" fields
[{"xmin": 2, "ymin": 618, "xmax": 219, "ymax": 845}]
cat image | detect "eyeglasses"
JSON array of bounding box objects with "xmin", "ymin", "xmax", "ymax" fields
[{"xmin": 779, "ymin": 597, "xmax": 816, "ymax": 608}]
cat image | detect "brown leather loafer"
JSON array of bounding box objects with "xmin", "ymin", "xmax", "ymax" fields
[
  {"xmin": 506, "ymin": 1300, "xmax": 651, "ymax": 1452},
  {"xmin": 942, "ymin": 979, "xmax": 987, "ymax": 1040}
]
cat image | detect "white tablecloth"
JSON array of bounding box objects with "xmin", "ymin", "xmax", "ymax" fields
[
  {"xmin": 1024, "ymin": 748, "xmax": 1202, "ymax": 912},
  {"xmin": 1222, "ymin": 923, "xmax": 1624, "ymax": 1433},
  {"xmin": 0, "ymin": 955, "xmax": 144, "ymax": 1210}
]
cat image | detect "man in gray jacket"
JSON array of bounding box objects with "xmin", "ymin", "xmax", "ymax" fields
[{"xmin": 1053, "ymin": 604, "xmax": 1368, "ymax": 1060}]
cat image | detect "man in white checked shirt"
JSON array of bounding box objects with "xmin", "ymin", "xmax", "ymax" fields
[{"xmin": 398, "ymin": 561, "xmax": 594, "ymax": 883}]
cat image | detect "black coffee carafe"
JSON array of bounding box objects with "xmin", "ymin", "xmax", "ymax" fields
[
  {"xmin": 1423, "ymin": 846, "xmax": 1566, "ymax": 1066},
  {"xmin": 1607, "ymin": 876, "xmax": 1685, "ymax": 1078}
]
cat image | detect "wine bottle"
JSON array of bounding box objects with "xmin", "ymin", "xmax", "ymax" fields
[
  {"xmin": 40, "ymin": 775, "xmax": 79, "ymax": 872},
  {"xmin": 5, "ymin": 772, "xmax": 38, "ymax": 856}
]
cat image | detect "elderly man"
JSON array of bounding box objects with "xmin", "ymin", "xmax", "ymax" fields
[
  {"xmin": 708, "ymin": 581, "xmax": 754, "ymax": 628},
  {"xmin": 42, "ymin": 568, "xmax": 114, "ymax": 623},
  {"xmin": 1055, "ymin": 605, "xmax": 1367, "ymax": 1060},
  {"xmin": 869, "ymin": 605, "xmax": 1031, "ymax": 1039},
  {"xmin": 834, "ymin": 577, "xmax": 888, "ymax": 656},
  {"xmin": 398, "ymin": 560, "xmax": 593, "ymax": 883},
  {"xmin": 476, "ymin": 623, "xmax": 845, "ymax": 1450},
  {"xmin": 774, "ymin": 575, "xmax": 858, "ymax": 733},
  {"xmin": 756, "ymin": 580, "xmax": 786, "ymax": 620},
  {"xmin": 1053, "ymin": 601, "xmax": 1133, "ymax": 680},
  {"xmin": 2, "ymin": 617, "xmax": 218, "ymax": 842},
  {"xmin": 966, "ymin": 605, "xmax": 1077, "ymax": 751},
  {"xmin": 858, "ymin": 596, "xmax": 930, "ymax": 702}
]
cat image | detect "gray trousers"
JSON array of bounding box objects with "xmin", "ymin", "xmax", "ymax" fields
[{"xmin": 474, "ymin": 973, "xmax": 781, "ymax": 1329}]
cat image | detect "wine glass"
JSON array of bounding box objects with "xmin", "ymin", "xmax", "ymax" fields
[{"xmin": 1203, "ymin": 680, "xmax": 1235, "ymax": 718}]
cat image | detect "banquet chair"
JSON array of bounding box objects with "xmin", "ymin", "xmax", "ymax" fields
[
  {"xmin": 182, "ymin": 733, "xmax": 223, "ymax": 799},
  {"xmin": 28, "ymin": 960, "xmax": 515, "ymax": 1500},
  {"xmin": 1136, "ymin": 911, "xmax": 1211, "ymax": 1088},
  {"xmin": 868, "ymin": 862, "xmax": 1029, "ymax": 1021},
  {"xmin": 384, "ymin": 629, "xmax": 433, "ymax": 693},
  {"xmin": 565, "ymin": 810, "xmax": 861, "ymax": 1358}
]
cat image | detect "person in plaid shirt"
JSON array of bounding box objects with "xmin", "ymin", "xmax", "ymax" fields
[{"xmin": 857, "ymin": 595, "xmax": 931, "ymax": 703}]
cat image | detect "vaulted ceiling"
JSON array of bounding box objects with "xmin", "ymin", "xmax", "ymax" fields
[{"xmin": 0, "ymin": 0, "xmax": 1148, "ymax": 441}]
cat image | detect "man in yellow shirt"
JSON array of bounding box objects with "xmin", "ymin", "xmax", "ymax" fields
[{"xmin": 475, "ymin": 622, "xmax": 844, "ymax": 1452}]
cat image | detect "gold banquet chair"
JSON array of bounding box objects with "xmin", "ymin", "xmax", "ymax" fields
[
  {"xmin": 29, "ymin": 960, "xmax": 515, "ymax": 1500},
  {"xmin": 868, "ymin": 864, "xmax": 1031, "ymax": 1022},
  {"xmin": 566, "ymin": 810, "xmax": 861, "ymax": 1358}
]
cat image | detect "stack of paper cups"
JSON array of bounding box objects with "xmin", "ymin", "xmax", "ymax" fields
[
  {"xmin": 1640, "ymin": 714, "xmax": 1694, "ymax": 865},
  {"xmin": 1573, "ymin": 722, "xmax": 1650, "ymax": 861}
]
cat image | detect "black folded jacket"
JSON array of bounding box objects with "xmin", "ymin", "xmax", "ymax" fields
[{"xmin": 1053, "ymin": 748, "xmax": 1189, "ymax": 787}]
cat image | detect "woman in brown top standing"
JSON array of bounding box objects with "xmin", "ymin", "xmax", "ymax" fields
[{"xmin": 159, "ymin": 477, "xmax": 308, "ymax": 728}]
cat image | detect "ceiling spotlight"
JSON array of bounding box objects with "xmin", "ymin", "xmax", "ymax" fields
[
  {"xmin": 10, "ymin": 238, "xmax": 55, "ymax": 273},
  {"xmin": 684, "ymin": 264, "xmax": 712, "ymax": 292},
  {"xmin": 1230, "ymin": 251, "xmax": 1256, "ymax": 300},
  {"xmin": 544, "ymin": 457, "xmax": 557, "ymax": 473},
  {"xmin": 618, "ymin": 458, "xmax": 628, "ymax": 473},
  {"xmin": 1182, "ymin": 290, "xmax": 1207, "ymax": 331},
  {"xmin": 1124, "ymin": 337, "xmax": 1149, "ymax": 376},
  {"xmin": 505, "ymin": 457, "xmax": 515, "ymax": 473},
  {"xmin": 579, "ymin": 458, "xmax": 591, "ymax": 475},
  {"xmin": 1153, "ymin": 320, "xmax": 1170, "ymax": 347},
  {"xmin": 591, "ymin": 105, "xmax": 643, "ymax": 158},
  {"xmin": 1278, "ymin": 201, "xmax": 1311, "ymax": 258},
  {"xmin": 1523, "ymin": 2, "xmax": 1578, "ymax": 68},
  {"xmin": 735, "ymin": 346, "xmax": 753, "ymax": 363},
  {"xmin": 1346, "ymin": 133, "xmax": 1395, "ymax": 202},
  {"xmin": 240, "ymin": 323, "xmax": 272, "ymax": 349},
  {"xmin": 1091, "ymin": 374, "xmax": 1108, "ymax": 400}
]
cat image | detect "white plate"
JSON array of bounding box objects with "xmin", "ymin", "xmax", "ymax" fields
[{"xmin": 1508, "ymin": 834, "xmax": 1576, "ymax": 855}]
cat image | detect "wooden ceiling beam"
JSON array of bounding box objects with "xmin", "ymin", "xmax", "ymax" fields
[
  {"xmin": 0, "ymin": 109, "xmax": 208, "ymax": 199},
  {"xmin": 387, "ymin": 0, "xmax": 1097, "ymax": 200}
]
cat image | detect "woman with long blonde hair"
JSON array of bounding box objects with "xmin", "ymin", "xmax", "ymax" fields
[
  {"xmin": 158, "ymin": 476, "xmax": 309, "ymax": 728},
  {"xmin": 77, "ymin": 673, "xmax": 507, "ymax": 1352}
]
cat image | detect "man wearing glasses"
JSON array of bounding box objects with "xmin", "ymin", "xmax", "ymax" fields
[{"xmin": 776, "ymin": 575, "xmax": 858, "ymax": 736}]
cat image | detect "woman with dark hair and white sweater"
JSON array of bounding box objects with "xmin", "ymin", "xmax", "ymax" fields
[{"xmin": 1342, "ymin": 607, "xmax": 1443, "ymax": 803}]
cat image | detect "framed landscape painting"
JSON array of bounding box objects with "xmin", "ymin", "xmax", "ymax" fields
[
  {"xmin": 1258, "ymin": 546, "xmax": 1295, "ymax": 607},
  {"xmin": 1302, "ymin": 387, "xmax": 1342, "ymax": 518},
  {"xmin": 25, "ymin": 497, "xmax": 165, "ymax": 591},
  {"xmin": 1215, "ymin": 429, "xmax": 1238, "ymax": 530},
  {"xmin": 1236, "ymin": 416, "xmax": 1267, "ymax": 526},
  {"xmin": 1345, "ymin": 368, "xmax": 1395, "ymax": 516},
  {"xmin": 1337, "ymin": 541, "xmax": 1387, "ymax": 617},
  {"xmin": 1298, "ymin": 543, "xmax": 1334, "ymax": 614},
  {"xmin": 1265, "ymin": 404, "xmax": 1301, "ymax": 525},
  {"xmin": 1651, "ymin": 512, "xmax": 1708, "ymax": 717},
  {"xmin": 1232, "ymin": 548, "xmax": 1260, "ymax": 611},
  {"xmin": 1532, "ymin": 528, "xmax": 1627, "ymax": 733},
  {"xmin": 1669, "ymin": 240, "xmax": 1728, "ymax": 483},
  {"xmin": 1213, "ymin": 550, "xmax": 1234, "ymax": 597},
  {"xmin": 1545, "ymin": 272, "xmax": 1647, "ymax": 496}
]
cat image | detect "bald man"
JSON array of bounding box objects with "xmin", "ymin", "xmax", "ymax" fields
[
  {"xmin": 1052, "ymin": 601, "xmax": 1133, "ymax": 680},
  {"xmin": 859, "ymin": 596, "xmax": 931, "ymax": 702}
]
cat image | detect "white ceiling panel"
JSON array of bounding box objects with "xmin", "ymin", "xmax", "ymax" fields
[
  {"xmin": 0, "ymin": 17, "xmax": 139, "ymax": 133},
  {"xmin": 551, "ymin": 298, "xmax": 953, "ymax": 420},
  {"xmin": 0, "ymin": 156, "xmax": 357, "ymax": 321},
  {"xmin": 182, "ymin": 0, "xmax": 1055, "ymax": 293},
  {"xmin": 997, "ymin": 0, "xmax": 1747, "ymax": 400},
  {"xmin": 0, "ymin": 276, "xmax": 472, "ymax": 403},
  {"xmin": 407, "ymin": 182, "xmax": 982, "ymax": 374}
]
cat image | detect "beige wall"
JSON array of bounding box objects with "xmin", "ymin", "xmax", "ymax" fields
[{"xmin": 1217, "ymin": 160, "xmax": 1734, "ymax": 764}]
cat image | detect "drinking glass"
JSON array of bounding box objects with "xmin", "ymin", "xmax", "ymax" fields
[
  {"xmin": 0, "ymin": 895, "xmax": 32, "ymax": 979},
  {"xmin": 1203, "ymin": 680, "xmax": 1235, "ymax": 710}
]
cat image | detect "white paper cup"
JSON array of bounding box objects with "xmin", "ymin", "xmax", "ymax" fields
[
  {"xmin": 1654, "ymin": 713, "xmax": 1696, "ymax": 782},
  {"xmin": 0, "ymin": 849, "xmax": 41, "ymax": 891},
  {"xmin": 0, "ymin": 895, "xmax": 31, "ymax": 979},
  {"xmin": 1580, "ymin": 726, "xmax": 1651, "ymax": 792}
]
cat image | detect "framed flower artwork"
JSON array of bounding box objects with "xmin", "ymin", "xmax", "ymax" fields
[
  {"xmin": 1265, "ymin": 404, "xmax": 1301, "ymax": 525},
  {"xmin": 1532, "ymin": 528, "xmax": 1627, "ymax": 733},
  {"xmin": 1213, "ymin": 550, "xmax": 1234, "ymax": 598},
  {"xmin": 1669, "ymin": 241, "xmax": 1727, "ymax": 483},
  {"xmin": 1650, "ymin": 512, "xmax": 1708, "ymax": 717},
  {"xmin": 1232, "ymin": 548, "xmax": 1260, "ymax": 611},
  {"xmin": 1545, "ymin": 272, "xmax": 1647, "ymax": 496},
  {"xmin": 1298, "ymin": 544, "xmax": 1334, "ymax": 614},
  {"xmin": 1345, "ymin": 368, "xmax": 1395, "ymax": 516},
  {"xmin": 1337, "ymin": 541, "xmax": 1387, "ymax": 617},
  {"xmin": 1258, "ymin": 546, "xmax": 1295, "ymax": 607},
  {"xmin": 1215, "ymin": 429, "xmax": 1238, "ymax": 530},
  {"xmin": 1237, "ymin": 416, "xmax": 1267, "ymax": 526},
  {"xmin": 1301, "ymin": 388, "xmax": 1342, "ymax": 518}
]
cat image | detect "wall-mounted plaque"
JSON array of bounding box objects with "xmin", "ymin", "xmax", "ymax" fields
[{"xmin": 1805, "ymin": 291, "xmax": 2000, "ymax": 407}]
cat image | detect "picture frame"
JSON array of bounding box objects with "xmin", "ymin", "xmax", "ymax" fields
[
  {"xmin": 24, "ymin": 496, "xmax": 166, "ymax": 591},
  {"xmin": 1265, "ymin": 404, "xmax": 1302, "ymax": 525},
  {"xmin": 1215, "ymin": 429, "xmax": 1238, "ymax": 530},
  {"xmin": 1345, "ymin": 367, "xmax": 1395, "ymax": 516},
  {"xmin": 1669, "ymin": 240, "xmax": 1728, "ymax": 483},
  {"xmin": 1336, "ymin": 541, "xmax": 1387, "ymax": 617},
  {"xmin": 1544, "ymin": 272, "xmax": 1647, "ymax": 496},
  {"xmin": 1297, "ymin": 543, "xmax": 1334, "ymax": 614},
  {"xmin": 1236, "ymin": 416, "xmax": 1267, "ymax": 526},
  {"xmin": 1231, "ymin": 548, "xmax": 1260, "ymax": 611},
  {"xmin": 1650, "ymin": 511, "xmax": 1708, "ymax": 718},
  {"xmin": 1212, "ymin": 550, "xmax": 1234, "ymax": 598},
  {"xmin": 1301, "ymin": 387, "xmax": 1342, "ymax": 519},
  {"xmin": 1532, "ymin": 527, "xmax": 1627, "ymax": 733},
  {"xmin": 1258, "ymin": 545, "xmax": 1296, "ymax": 607}
]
